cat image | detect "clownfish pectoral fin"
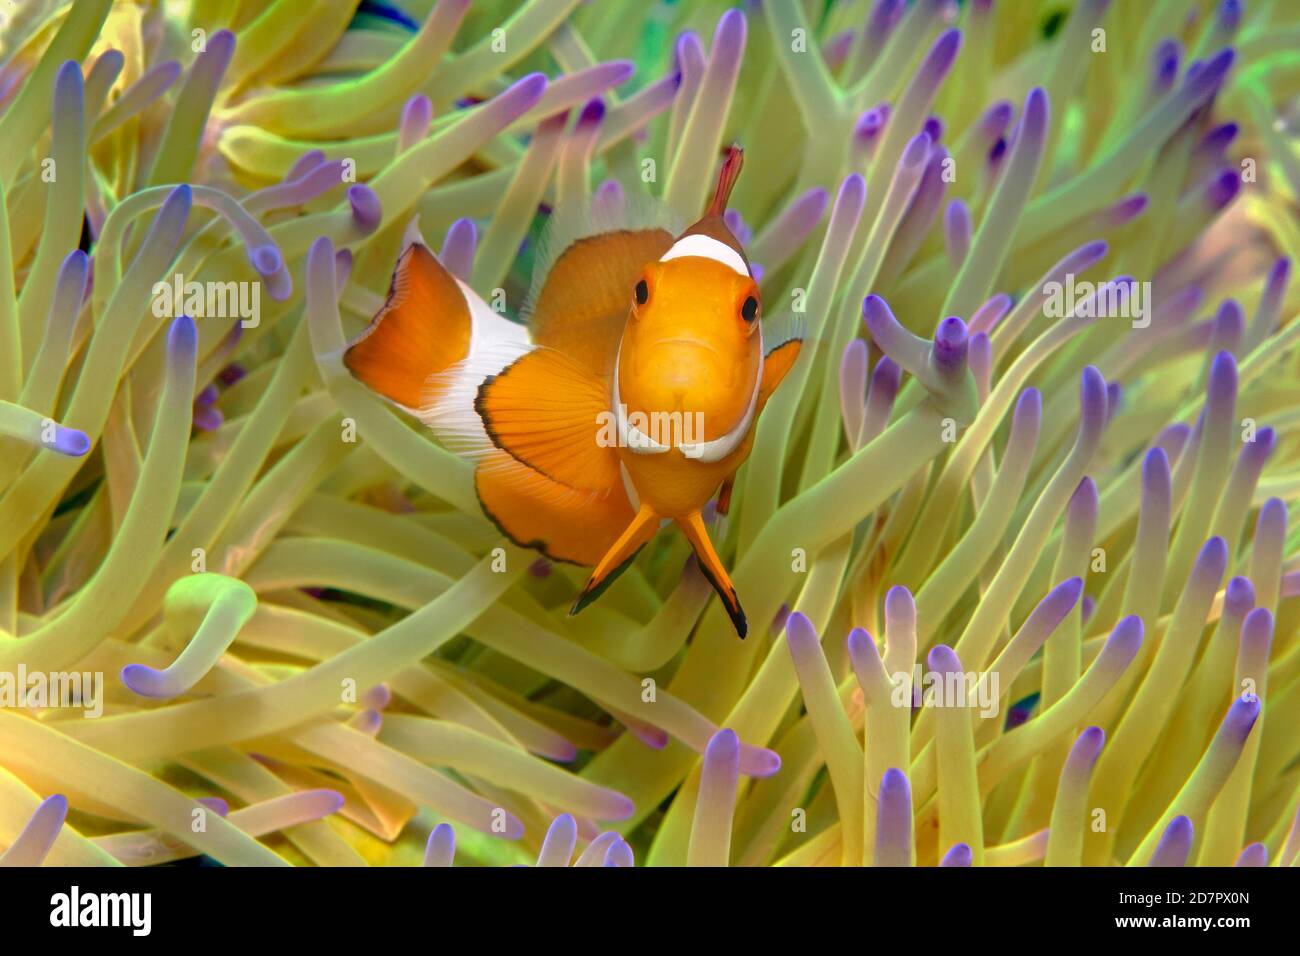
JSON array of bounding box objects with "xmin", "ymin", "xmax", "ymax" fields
[
  {"xmin": 758, "ymin": 338, "xmax": 802, "ymax": 413},
  {"xmin": 476, "ymin": 347, "xmax": 622, "ymax": 493},
  {"xmin": 343, "ymin": 243, "xmax": 471, "ymax": 410},
  {"xmin": 676, "ymin": 511, "xmax": 747, "ymax": 639},
  {"xmin": 527, "ymin": 227, "xmax": 673, "ymax": 377},
  {"xmin": 475, "ymin": 449, "xmax": 638, "ymax": 566},
  {"xmin": 570, "ymin": 504, "xmax": 661, "ymax": 616}
]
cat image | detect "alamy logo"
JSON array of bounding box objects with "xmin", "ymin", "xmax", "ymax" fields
[
  {"xmin": 890, "ymin": 665, "xmax": 1000, "ymax": 718},
  {"xmin": 1043, "ymin": 275, "xmax": 1152, "ymax": 328},
  {"xmin": 50, "ymin": 886, "xmax": 151, "ymax": 936},
  {"xmin": 152, "ymin": 273, "xmax": 260, "ymax": 328},
  {"xmin": 0, "ymin": 666, "xmax": 103, "ymax": 718},
  {"xmin": 596, "ymin": 404, "xmax": 707, "ymax": 457}
]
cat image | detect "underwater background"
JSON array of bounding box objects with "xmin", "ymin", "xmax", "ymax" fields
[{"xmin": 0, "ymin": 0, "xmax": 1298, "ymax": 868}]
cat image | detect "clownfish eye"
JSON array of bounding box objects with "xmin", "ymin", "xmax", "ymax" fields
[
  {"xmin": 741, "ymin": 296, "xmax": 759, "ymax": 322},
  {"xmin": 634, "ymin": 279, "xmax": 649, "ymax": 305}
]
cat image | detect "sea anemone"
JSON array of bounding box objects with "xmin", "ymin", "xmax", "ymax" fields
[{"xmin": 0, "ymin": 0, "xmax": 1297, "ymax": 869}]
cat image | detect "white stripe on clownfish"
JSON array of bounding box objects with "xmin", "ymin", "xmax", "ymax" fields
[{"xmin": 658, "ymin": 234, "xmax": 749, "ymax": 277}]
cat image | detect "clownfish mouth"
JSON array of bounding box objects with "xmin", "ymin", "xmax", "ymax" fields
[
  {"xmin": 652, "ymin": 336, "xmax": 722, "ymax": 357},
  {"xmin": 612, "ymin": 347, "xmax": 763, "ymax": 464},
  {"xmin": 638, "ymin": 336, "xmax": 735, "ymax": 388}
]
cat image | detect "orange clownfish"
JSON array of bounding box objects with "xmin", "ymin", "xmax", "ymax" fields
[{"xmin": 344, "ymin": 146, "xmax": 800, "ymax": 637}]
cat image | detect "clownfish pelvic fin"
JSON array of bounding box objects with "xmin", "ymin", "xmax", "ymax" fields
[
  {"xmin": 569, "ymin": 504, "xmax": 661, "ymax": 616},
  {"xmin": 571, "ymin": 504, "xmax": 748, "ymax": 639},
  {"xmin": 676, "ymin": 510, "xmax": 747, "ymax": 638}
]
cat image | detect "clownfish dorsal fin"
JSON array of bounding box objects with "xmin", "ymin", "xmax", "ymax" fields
[
  {"xmin": 705, "ymin": 144, "xmax": 744, "ymax": 217},
  {"xmin": 524, "ymin": 227, "xmax": 672, "ymax": 378},
  {"xmin": 667, "ymin": 146, "xmax": 752, "ymax": 276},
  {"xmin": 523, "ymin": 182, "xmax": 678, "ymax": 378}
]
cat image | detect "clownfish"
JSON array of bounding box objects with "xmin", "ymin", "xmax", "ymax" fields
[{"xmin": 343, "ymin": 146, "xmax": 800, "ymax": 637}]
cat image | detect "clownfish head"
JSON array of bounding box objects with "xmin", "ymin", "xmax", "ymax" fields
[{"xmin": 616, "ymin": 147, "xmax": 763, "ymax": 443}]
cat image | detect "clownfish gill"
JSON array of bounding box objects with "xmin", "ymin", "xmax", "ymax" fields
[{"xmin": 343, "ymin": 145, "xmax": 802, "ymax": 638}]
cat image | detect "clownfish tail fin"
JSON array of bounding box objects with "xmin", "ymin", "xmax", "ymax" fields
[
  {"xmin": 570, "ymin": 504, "xmax": 660, "ymax": 616},
  {"xmin": 677, "ymin": 510, "xmax": 747, "ymax": 639},
  {"xmin": 706, "ymin": 145, "xmax": 744, "ymax": 217},
  {"xmin": 343, "ymin": 243, "xmax": 471, "ymax": 411}
]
